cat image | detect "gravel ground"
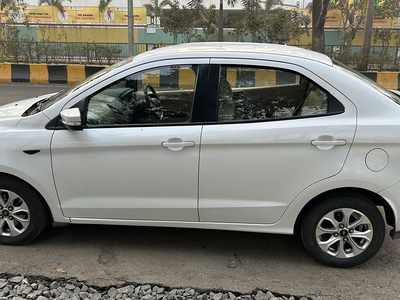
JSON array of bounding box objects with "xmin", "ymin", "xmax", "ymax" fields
[{"xmin": 0, "ymin": 275, "xmax": 311, "ymax": 300}]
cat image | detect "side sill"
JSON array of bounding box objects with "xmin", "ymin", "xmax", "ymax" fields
[{"xmin": 69, "ymin": 218, "xmax": 293, "ymax": 235}]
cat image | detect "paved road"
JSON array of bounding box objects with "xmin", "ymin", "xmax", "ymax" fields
[
  {"xmin": 0, "ymin": 82, "xmax": 69, "ymax": 105},
  {"xmin": 0, "ymin": 82, "xmax": 400, "ymax": 300}
]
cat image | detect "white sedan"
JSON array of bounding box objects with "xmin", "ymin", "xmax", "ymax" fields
[{"xmin": 0, "ymin": 42, "xmax": 398, "ymax": 268}]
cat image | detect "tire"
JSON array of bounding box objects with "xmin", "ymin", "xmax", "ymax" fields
[
  {"xmin": 301, "ymin": 193, "xmax": 385, "ymax": 268},
  {"xmin": 0, "ymin": 176, "xmax": 48, "ymax": 245}
]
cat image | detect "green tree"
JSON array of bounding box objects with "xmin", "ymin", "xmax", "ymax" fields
[
  {"xmin": 237, "ymin": 1, "xmax": 309, "ymax": 45},
  {"xmin": 162, "ymin": 0, "xmax": 199, "ymax": 43},
  {"xmin": 331, "ymin": 0, "xmax": 366, "ymax": 52}
]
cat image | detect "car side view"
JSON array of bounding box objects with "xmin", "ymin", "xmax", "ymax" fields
[{"xmin": 0, "ymin": 42, "xmax": 399, "ymax": 268}]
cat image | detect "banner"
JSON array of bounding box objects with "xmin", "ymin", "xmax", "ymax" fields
[{"xmin": 0, "ymin": 6, "xmax": 147, "ymax": 25}]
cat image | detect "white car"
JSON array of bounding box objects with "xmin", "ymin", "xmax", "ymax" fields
[{"xmin": 1, "ymin": 42, "xmax": 399, "ymax": 268}]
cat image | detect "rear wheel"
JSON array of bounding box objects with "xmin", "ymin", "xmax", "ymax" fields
[
  {"xmin": 0, "ymin": 177, "xmax": 48, "ymax": 245},
  {"xmin": 301, "ymin": 193, "xmax": 385, "ymax": 267}
]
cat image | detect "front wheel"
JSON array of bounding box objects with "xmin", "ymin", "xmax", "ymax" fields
[
  {"xmin": 0, "ymin": 177, "xmax": 48, "ymax": 245},
  {"xmin": 301, "ymin": 194, "xmax": 385, "ymax": 268}
]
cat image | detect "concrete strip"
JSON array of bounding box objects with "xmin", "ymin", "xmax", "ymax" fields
[
  {"xmin": 48, "ymin": 65, "xmax": 67, "ymax": 84},
  {"xmin": 377, "ymin": 72, "xmax": 399, "ymax": 91},
  {"xmin": 30, "ymin": 64, "xmax": 49, "ymax": 83},
  {"xmin": 67, "ymin": 65, "xmax": 85, "ymax": 84},
  {"xmin": 0, "ymin": 64, "xmax": 11, "ymax": 83},
  {"xmin": 11, "ymin": 64, "xmax": 30, "ymax": 82}
]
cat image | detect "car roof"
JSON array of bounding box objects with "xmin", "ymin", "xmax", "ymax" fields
[{"xmin": 132, "ymin": 42, "xmax": 333, "ymax": 66}]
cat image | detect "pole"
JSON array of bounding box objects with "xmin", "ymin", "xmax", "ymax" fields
[{"xmin": 128, "ymin": 0, "xmax": 134, "ymax": 56}]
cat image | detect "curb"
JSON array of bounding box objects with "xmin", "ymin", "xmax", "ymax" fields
[{"xmin": 0, "ymin": 64, "xmax": 105, "ymax": 84}]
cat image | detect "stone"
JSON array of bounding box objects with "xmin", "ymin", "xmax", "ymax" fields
[
  {"xmin": 81, "ymin": 285, "xmax": 89, "ymax": 292},
  {"xmin": 210, "ymin": 293, "xmax": 223, "ymax": 300},
  {"xmin": 141, "ymin": 285, "xmax": 152, "ymax": 292},
  {"xmin": 91, "ymin": 293, "xmax": 103, "ymax": 300},
  {"xmin": 26, "ymin": 293, "xmax": 38, "ymax": 300},
  {"xmin": 254, "ymin": 291, "xmax": 267, "ymax": 300},
  {"xmin": 49, "ymin": 282, "xmax": 59, "ymax": 290},
  {"xmin": 66, "ymin": 284, "xmax": 76, "ymax": 290},
  {"xmin": 10, "ymin": 276, "xmax": 23, "ymax": 284},
  {"xmin": 59, "ymin": 292, "xmax": 70, "ymax": 299},
  {"xmin": 37, "ymin": 284, "xmax": 49, "ymax": 291},
  {"xmin": 108, "ymin": 287, "xmax": 119, "ymax": 298},
  {"xmin": 42, "ymin": 291, "xmax": 51, "ymax": 297},
  {"xmin": 118, "ymin": 286, "xmax": 134, "ymax": 294},
  {"xmin": 141, "ymin": 294, "xmax": 154, "ymax": 300}
]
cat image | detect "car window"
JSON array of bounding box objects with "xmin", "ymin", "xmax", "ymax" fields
[
  {"xmin": 217, "ymin": 66, "xmax": 344, "ymax": 122},
  {"xmin": 333, "ymin": 59, "xmax": 400, "ymax": 105},
  {"xmin": 86, "ymin": 64, "xmax": 198, "ymax": 126}
]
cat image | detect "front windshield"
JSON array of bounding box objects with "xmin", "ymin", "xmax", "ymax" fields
[
  {"xmin": 333, "ymin": 60, "xmax": 400, "ymax": 105},
  {"xmin": 41, "ymin": 58, "xmax": 134, "ymax": 111}
]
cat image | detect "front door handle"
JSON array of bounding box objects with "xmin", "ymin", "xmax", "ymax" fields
[{"xmin": 161, "ymin": 140, "xmax": 195, "ymax": 151}]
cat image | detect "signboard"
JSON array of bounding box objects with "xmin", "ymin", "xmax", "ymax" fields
[{"xmin": 0, "ymin": 6, "xmax": 147, "ymax": 25}]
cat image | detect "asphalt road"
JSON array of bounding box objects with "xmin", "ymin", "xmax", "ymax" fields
[{"xmin": 0, "ymin": 82, "xmax": 400, "ymax": 300}]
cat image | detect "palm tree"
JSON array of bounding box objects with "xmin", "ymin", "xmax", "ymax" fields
[
  {"xmin": 1, "ymin": 0, "xmax": 15, "ymax": 10},
  {"xmin": 144, "ymin": 0, "xmax": 164, "ymax": 26},
  {"xmin": 98, "ymin": 0, "xmax": 113, "ymax": 13},
  {"xmin": 38, "ymin": 0, "xmax": 70, "ymax": 12},
  {"xmin": 189, "ymin": 0, "xmax": 239, "ymax": 42},
  {"xmin": 217, "ymin": 0, "xmax": 238, "ymax": 41}
]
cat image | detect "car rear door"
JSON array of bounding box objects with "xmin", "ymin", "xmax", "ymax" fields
[{"xmin": 198, "ymin": 60, "xmax": 357, "ymax": 224}]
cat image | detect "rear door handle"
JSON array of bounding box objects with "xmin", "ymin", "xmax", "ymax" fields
[
  {"xmin": 162, "ymin": 141, "xmax": 195, "ymax": 148},
  {"xmin": 311, "ymin": 140, "xmax": 347, "ymax": 146}
]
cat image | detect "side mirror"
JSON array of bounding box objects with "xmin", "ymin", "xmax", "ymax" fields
[{"xmin": 60, "ymin": 108, "xmax": 83, "ymax": 131}]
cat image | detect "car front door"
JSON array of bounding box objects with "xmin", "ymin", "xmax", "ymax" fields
[
  {"xmin": 198, "ymin": 60, "xmax": 357, "ymax": 224},
  {"xmin": 51, "ymin": 62, "xmax": 209, "ymax": 221}
]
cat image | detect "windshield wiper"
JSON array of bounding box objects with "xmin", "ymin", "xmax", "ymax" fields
[{"xmin": 22, "ymin": 98, "xmax": 50, "ymax": 117}]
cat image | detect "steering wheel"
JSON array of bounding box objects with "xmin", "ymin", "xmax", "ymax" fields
[
  {"xmin": 143, "ymin": 84, "xmax": 160, "ymax": 107},
  {"xmin": 142, "ymin": 84, "xmax": 164, "ymax": 120}
]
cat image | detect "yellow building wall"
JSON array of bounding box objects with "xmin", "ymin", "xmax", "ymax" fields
[{"xmin": 39, "ymin": 27, "xmax": 139, "ymax": 43}]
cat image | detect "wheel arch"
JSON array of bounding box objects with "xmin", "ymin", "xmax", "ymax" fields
[
  {"xmin": 294, "ymin": 187, "xmax": 395, "ymax": 238},
  {"xmin": 0, "ymin": 172, "xmax": 55, "ymax": 224}
]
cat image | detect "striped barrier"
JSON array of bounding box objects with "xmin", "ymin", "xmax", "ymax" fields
[
  {"xmin": 0, "ymin": 64, "xmax": 105, "ymax": 84},
  {"xmin": 360, "ymin": 72, "xmax": 400, "ymax": 90},
  {"xmin": 0, "ymin": 64, "xmax": 399, "ymax": 90}
]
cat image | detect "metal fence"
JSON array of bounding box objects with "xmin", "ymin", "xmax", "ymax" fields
[
  {"xmin": 1, "ymin": 41, "xmax": 400, "ymax": 71},
  {"xmin": 325, "ymin": 45, "xmax": 400, "ymax": 71},
  {"xmin": 0, "ymin": 41, "xmax": 174, "ymax": 65}
]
